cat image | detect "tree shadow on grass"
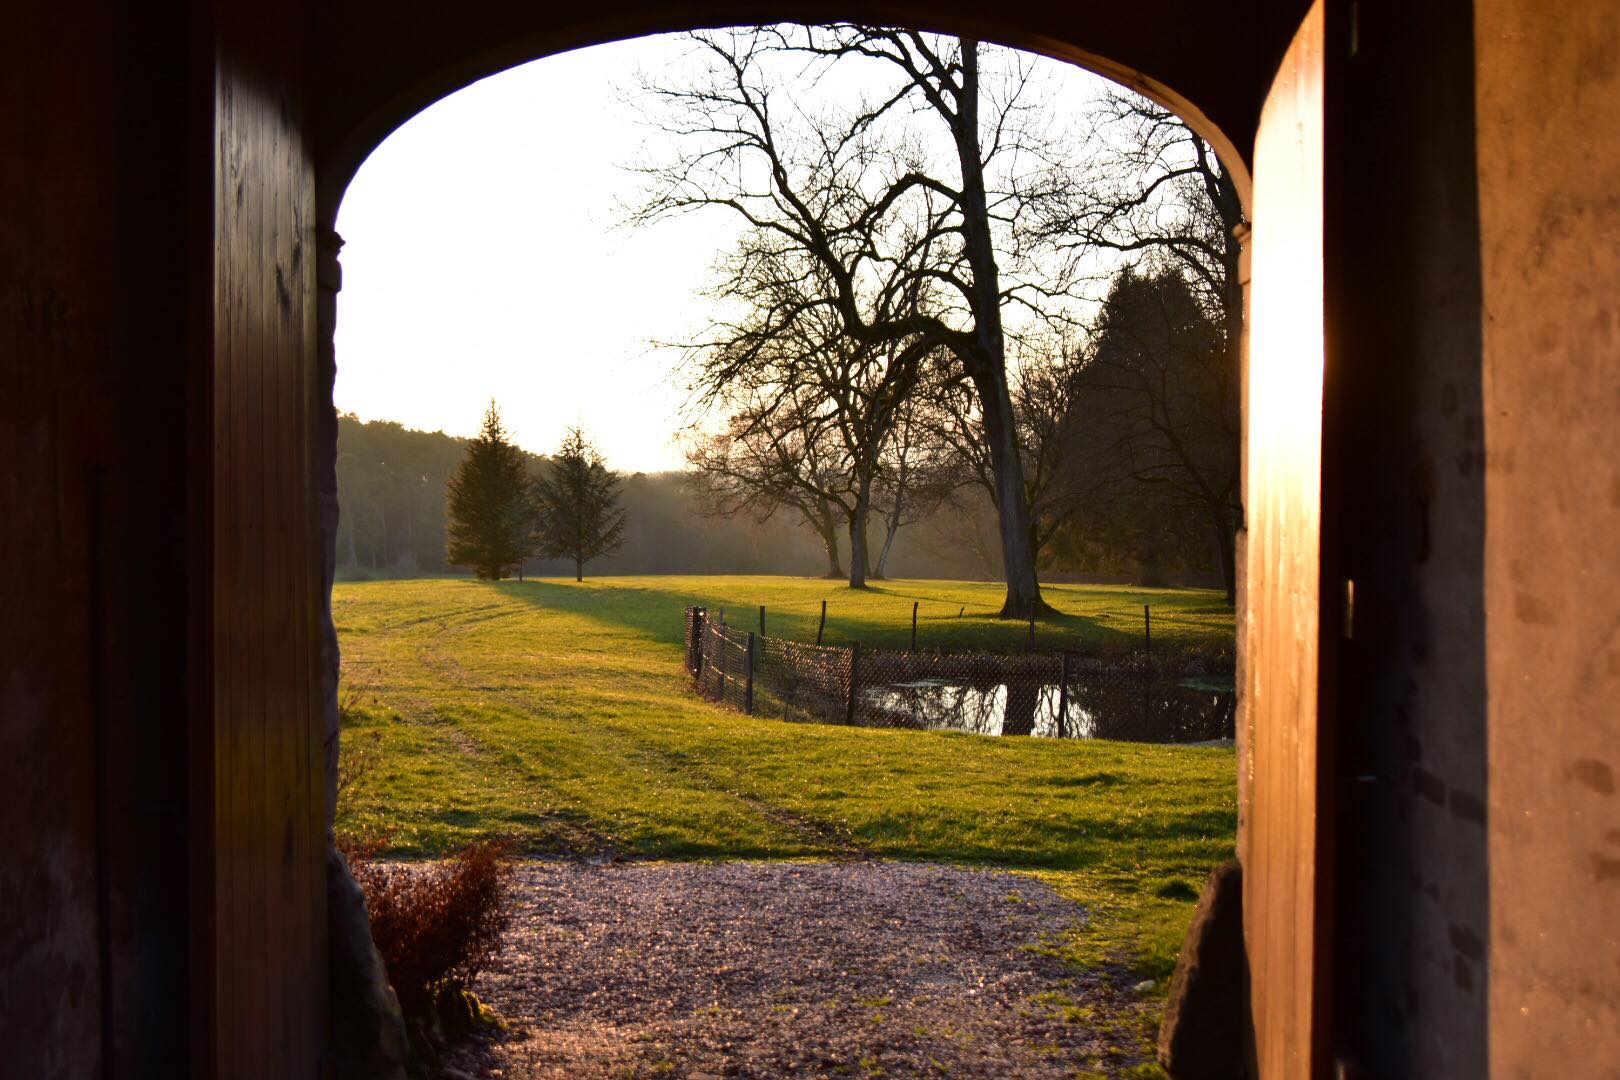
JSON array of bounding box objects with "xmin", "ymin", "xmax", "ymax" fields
[
  {"xmin": 487, "ymin": 578, "xmax": 721, "ymax": 649},
  {"xmin": 487, "ymin": 578, "xmax": 1144, "ymax": 657}
]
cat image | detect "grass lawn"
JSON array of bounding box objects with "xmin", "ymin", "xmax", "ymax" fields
[{"xmin": 335, "ymin": 574, "xmax": 1236, "ymax": 992}]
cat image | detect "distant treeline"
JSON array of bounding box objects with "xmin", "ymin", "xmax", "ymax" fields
[{"xmin": 335, "ymin": 413, "xmax": 1222, "ymax": 586}]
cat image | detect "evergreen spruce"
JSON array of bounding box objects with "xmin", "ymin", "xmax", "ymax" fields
[
  {"xmin": 445, "ymin": 402, "xmax": 536, "ymax": 579},
  {"xmin": 532, "ymin": 427, "xmax": 626, "ymax": 581}
]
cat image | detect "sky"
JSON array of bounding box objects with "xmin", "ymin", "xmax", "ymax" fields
[{"xmin": 334, "ymin": 32, "xmax": 1113, "ymax": 472}]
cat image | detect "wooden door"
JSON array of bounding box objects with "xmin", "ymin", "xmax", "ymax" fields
[
  {"xmin": 204, "ymin": 3, "xmax": 327, "ymax": 1076},
  {"xmin": 1239, "ymin": 2, "xmax": 1329, "ymax": 1075}
]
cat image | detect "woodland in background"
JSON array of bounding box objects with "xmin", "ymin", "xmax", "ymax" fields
[{"xmin": 336, "ymin": 413, "xmax": 1224, "ymax": 587}]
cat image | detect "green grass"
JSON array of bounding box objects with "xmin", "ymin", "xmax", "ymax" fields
[
  {"xmin": 537, "ymin": 573, "xmax": 1234, "ymax": 655},
  {"xmin": 335, "ymin": 574, "xmax": 1235, "ymax": 986}
]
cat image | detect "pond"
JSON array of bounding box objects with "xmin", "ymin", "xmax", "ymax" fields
[{"xmin": 859, "ymin": 676, "xmax": 1235, "ymax": 743}]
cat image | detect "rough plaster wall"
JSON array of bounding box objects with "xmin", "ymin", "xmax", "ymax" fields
[{"xmin": 1474, "ymin": 1, "xmax": 1620, "ymax": 1073}]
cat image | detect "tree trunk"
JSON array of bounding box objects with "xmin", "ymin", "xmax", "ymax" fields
[
  {"xmin": 823, "ymin": 534, "xmax": 844, "ymax": 578},
  {"xmin": 815, "ymin": 500, "xmax": 844, "ymax": 578},
  {"xmin": 954, "ymin": 40, "xmax": 1045, "ymax": 619},
  {"xmin": 1213, "ymin": 508, "xmax": 1237, "ymax": 605},
  {"xmin": 1138, "ymin": 543, "xmax": 1168, "ymax": 588},
  {"xmin": 847, "ymin": 489, "xmax": 872, "ymax": 590},
  {"xmin": 976, "ymin": 371, "xmax": 1046, "ymax": 616},
  {"xmin": 874, "ymin": 517, "xmax": 900, "ymax": 580},
  {"xmin": 575, "ymin": 557, "xmax": 583, "ymax": 583},
  {"xmin": 874, "ymin": 453, "xmax": 906, "ymax": 580}
]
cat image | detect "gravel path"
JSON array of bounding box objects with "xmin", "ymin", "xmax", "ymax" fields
[{"xmin": 442, "ymin": 860, "xmax": 1159, "ymax": 1078}]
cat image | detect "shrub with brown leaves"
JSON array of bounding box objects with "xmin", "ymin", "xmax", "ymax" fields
[{"xmin": 343, "ymin": 838, "xmax": 516, "ymax": 1016}]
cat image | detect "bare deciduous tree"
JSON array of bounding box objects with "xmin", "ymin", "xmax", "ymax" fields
[
  {"xmin": 870, "ymin": 395, "xmax": 958, "ymax": 579},
  {"xmin": 683, "ymin": 268, "xmax": 928, "ymax": 589},
  {"xmin": 1040, "ymin": 88, "xmax": 1244, "ymax": 357},
  {"xmin": 912, "ymin": 336, "xmax": 1089, "ymax": 568},
  {"xmin": 684, "ymin": 398, "xmax": 850, "ymax": 579},
  {"xmin": 631, "ymin": 26, "xmax": 1087, "ymax": 616}
]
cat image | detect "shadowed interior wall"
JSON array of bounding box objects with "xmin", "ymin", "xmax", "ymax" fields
[
  {"xmin": 1329, "ymin": 2, "xmax": 1620, "ymax": 1075},
  {"xmin": 0, "ymin": 4, "xmax": 197, "ymax": 1076},
  {"xmin": 1327, "ymin": 0, "xmax": 1489, "ymax": 1073}
]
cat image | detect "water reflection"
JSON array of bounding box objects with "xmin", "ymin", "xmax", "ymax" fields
[{"xmin": 861, "ymin": 677, "xmax": 1235, "ymax": 743}]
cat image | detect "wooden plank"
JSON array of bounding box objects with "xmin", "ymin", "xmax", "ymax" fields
[
  {"xmin": 288, "ymin": 122, "xmax": 313, "ymax": 1075},
  {"xmin": 215, "ymin": 60, "xmax": 246, "ymax": 1077},
  {"xmin": 1241, "ymin": 3, "xmax": 1327, "ymax": 1076},
  {"xmin": 247, "ymin": 71, "xmax": 270, "ymax": 1080},
  {"xmin": 210, "ymin": 6, "xmax": 324, "ymax": 1074},
  {"xmin": 303, "ymin": 145, "xmax": 327, "ymax": 1075},
  {"xmin": 262, "ymin": 68, "xmax": 287, "ymax": 1069}
]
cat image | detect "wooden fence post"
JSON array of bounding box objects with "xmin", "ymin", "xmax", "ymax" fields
[
  {"xmin": 911, "ymin": 602, "xmax": 919, "ymax": 651},
  {"xmin": 1028, "ymin": 614, "xmax": 1036, "ymax": 646},
  {"xmin": 1057, "ymin": 651, "xmax": 1071, "ymax": 739},
  {"xmin": 845, "ymin": 641, "xmax": 861, "ymax": 725},
  {"xmin": 1143, "ymin": 604, "xmax": 1152, "ymax": 653},
  {"xmin": 744, "ymin": 631, "xmax": 755, "ymax": 715},
  {"xmin": 718, "ymin": 607, "xmax": 725, "ymax": 627},
  {"xmin": 816, "ymin": 599, "xmax": 827, "ymax": 645},
  {"xmin": 691, "ymin": 608, "xmax": 706, "ymax": 678},
  {"xmin": 759, "ymin": 604, "xmax": 766, "ymax": 636}
]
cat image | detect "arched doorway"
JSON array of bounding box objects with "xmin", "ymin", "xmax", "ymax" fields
[{"xmin": 203, "ymin": 2, "xmax": 1328, "ymax": 1076}]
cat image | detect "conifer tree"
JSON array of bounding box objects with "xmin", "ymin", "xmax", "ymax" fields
[
  {"xmin": 532, "ymin": 427, "xmax": 626, "ymax": 581},
  {"xmin": 444, "ymin": 402, "xmax": 535, "ymax": 579}
]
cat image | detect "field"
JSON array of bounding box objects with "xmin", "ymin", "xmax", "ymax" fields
[{"xmin": 335, "ymin": 575, "xmax": 1237, "ymax": 982}]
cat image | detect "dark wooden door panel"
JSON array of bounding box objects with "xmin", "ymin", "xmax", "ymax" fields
[{"xmin": 209, "ymin": 6, "xmax": 326, "ymax": 1075}]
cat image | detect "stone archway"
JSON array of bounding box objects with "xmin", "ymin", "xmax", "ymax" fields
[{"xmin": 302, "ymin": 4, "xmax": 1320, "ymax": 1077}]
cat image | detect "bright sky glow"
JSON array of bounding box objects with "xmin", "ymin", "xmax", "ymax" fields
[{"xmin": 335, "ymin": 32, "xmax": 1114, "ymax": 471}]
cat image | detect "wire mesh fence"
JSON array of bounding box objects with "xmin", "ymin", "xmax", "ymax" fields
[{"xmin": 683, "ymin": 606, "xmax": 1234, "ymax": 743}]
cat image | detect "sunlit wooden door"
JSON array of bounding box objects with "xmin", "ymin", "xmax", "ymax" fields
[{"xmin": 1239, "ymin": 1, "xmax": 1329, "ymax": 1076}]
